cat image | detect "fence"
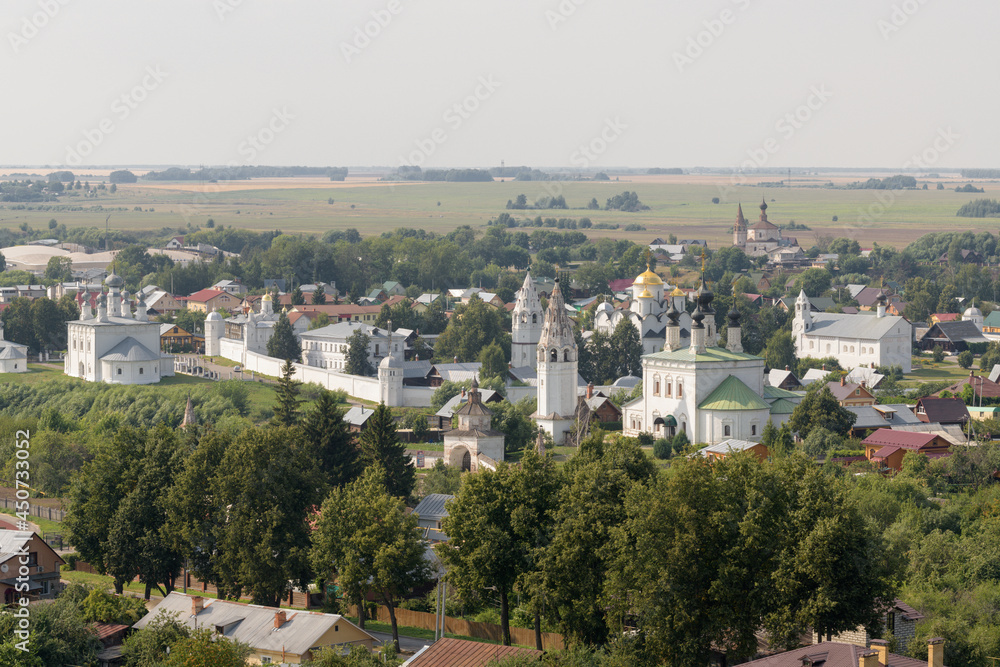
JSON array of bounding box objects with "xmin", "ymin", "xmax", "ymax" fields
[
  {"xmin": 0, "ymin": 496, "xmax": 66, "ymax": 523},
  {"xmin": 350, "ymin": 604, "xmax": 565, "ymax": 651}
]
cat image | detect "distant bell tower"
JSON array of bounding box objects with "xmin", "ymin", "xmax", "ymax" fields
[
  {"xmin": 532, "ymin": 279, "xmax": 578, "ymax": 445},
  {"xmin": 734, "ymin": 203, "xmax": 747, "ymax": 248},
  {"xmin": 511, "ymin": 270, "xmax": 543, "ymax": 369}
]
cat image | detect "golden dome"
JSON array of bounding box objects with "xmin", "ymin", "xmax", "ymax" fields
[
  {"xmin": 638, "ymin": 288, "xmax": 653, "ymax": 299},
  {"xmin": 671, "ymin": 287, "xmax": 685, "ymax": 297},
  {"xmin": 633, "ymin": 264, "xmax": 664, "ymax": 287},
  {"xmin": 262, "ymin": 292, "xmax": 273, "ymax": 302}
]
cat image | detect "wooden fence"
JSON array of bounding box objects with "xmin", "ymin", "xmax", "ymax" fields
[{"xmin": 351, "ymin": 604, "xmax": 565, "ymax": 651}]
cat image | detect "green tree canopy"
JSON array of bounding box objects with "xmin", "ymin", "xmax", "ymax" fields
[
  {"xmin": 358, "ymin": 403, "xmax": 415, "ymax": 500},
  {"xmin": 266, "ymin": 310, "xmax": 302, "ymax": 362}
]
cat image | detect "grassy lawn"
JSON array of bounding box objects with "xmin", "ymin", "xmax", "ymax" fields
[
  {"xmin": 343, "ymin": 617, "xmax": 538, "ymax": 649},
  {"xmin": 0, "ymin": 364, "xmax": 73, "ymax": 385},
  {"xmin": 905, "ymin": 357, "xmax": 972, "ymax": 384}
]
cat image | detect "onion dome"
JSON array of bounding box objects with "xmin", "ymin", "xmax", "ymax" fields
[
  {"xmin": 691, "ymin": 303, "xmax": 705, "ymax": 329},
  {"xmin": 262, "ymin": 292, "xmax": 273, "ymax": 302},
  {"xmin": 633, "ymin": 264, "xmax": 664, "ymax": 286},
  {"xmin": 105, "ymin": 272, "xmax": 123, "ymax": 289},
  {"xmin": 670, "ymin": 286, "xmax": 685, "ymax": 297},
  {"xmin": 666, "ymin": 300, "xmax": 681, "ymax": 327},
  {"xmin": 638, "ymin": 288, "xmax": 653, "ymax": 299},
  {"xmin": 760, "ymin": 197, "xmax": 768, "ymax": 212},
  {"xmin": 728, "ymin": 303, "xmax": 741, "ymax": 327}
]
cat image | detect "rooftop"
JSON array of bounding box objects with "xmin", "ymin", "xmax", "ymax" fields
[{"xmin": 697, "ymin": 375, "xmax": 770, "ymax": 412}]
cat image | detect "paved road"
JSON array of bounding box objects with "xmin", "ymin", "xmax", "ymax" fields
[{"xmin": 367, "ymin": 630, "xmax": 431, "ymax": 655}]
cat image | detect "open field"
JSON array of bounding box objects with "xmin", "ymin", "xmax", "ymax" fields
[{"xmin": 2, "ymin": 171, "xmax": 998, "ymax": 249}]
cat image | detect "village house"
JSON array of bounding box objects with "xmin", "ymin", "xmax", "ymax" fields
[
  {"xmin": 811, "ymin": 599, "xmax": 926, "ymax": 655},
  {"xmin": 132, "ymin": 592, "xmax": 375, "ymax": 664},
  {"xmin": 183, "ymin": 288, "xmax": 240, "ymax": 314},
  {"xmin": 826, "ymin": 378, "xmax": 877, "ymax": 407},
  {"xmin": 913, "ymin": 397, "xmax": 971, "ymax": 427},
  {"xmin": 863, "ymin": 428, "xmax": 952, "ymax": 472},
  {"xmin": 918, "ymin": 320, "xmax": 990, "ymax": 353},
  {"xmin": 735, "ymin": 637, "xmax": 945, "ymax": 667},
  {"xmin": 0, "ymin": 531, "xmax": 64, "ymax": 604}
]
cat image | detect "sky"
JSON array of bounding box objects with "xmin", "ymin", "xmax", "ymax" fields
[{"xmin": 2, "ymin": 0, "xmax": 998, "ymax": 170}]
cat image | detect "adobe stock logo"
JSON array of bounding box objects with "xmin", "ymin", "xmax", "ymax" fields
[
  {"xmin": 8, "ymin": 0, "xmax": 72, "ymax": 54},
  {"xmin": 341, "ymin": 0, "xmax": 404, "ymax": 64},
  {"xmin": 64, "ymin": 66, "xmax": 168, "ymax": 166}
]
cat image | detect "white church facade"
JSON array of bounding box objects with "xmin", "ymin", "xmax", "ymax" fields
[
  {"xmin": 792, "ymin": 290, "xmax": 912, "ymax": 373},
  {"xmin": 622, "ymin": 278, "xmax": 800, "ymax": 446},
  {"xmin": 532, "ymin": 279, "xmax": 579, "ymax": 445},
  {"xmin": 64, "ymin": 273, "xmax": 175, "ymax": 384},
  {"xmin": 443, "ymin": 378, "xmax": 505, "ymax": 471},
  {"xmin": 593, "ymin": 266, "xmax": 692, "ymax": 355}
]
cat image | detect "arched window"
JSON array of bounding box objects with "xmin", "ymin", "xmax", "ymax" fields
[
  {"xmin": 751, "ymin": 424, "xmax": 757, "ymax": 436},
  {"xmin": 521, "ymin": 314, "xmax": 527, "ymax": 323},
  {"xmin": 654, "ymin": 379, "xmax": 660, "ymax": 396},
  {"xmin": 677, "ymin": 383, "xmax": 683, "ymax": 398},
  {"xmin": 563, "ymin": 350, "xmax": 569, "ymax": 362},
  {"xmin": 532, "ymin": 314, "xmax": 537, "ymax": 324},
  {"xmin": 550, "ymin": 349, "xmax": 558, "ymax": 361},
  {"xmin": 666, "ymin": 382, "xmax": 672, "ymax": 397},
  {"xmin": 724, "ymin": 425, "xmax": 731, "ymax": 437}
]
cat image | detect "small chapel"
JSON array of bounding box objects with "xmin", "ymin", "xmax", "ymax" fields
[{"xmin": 443, "ymin": 378, "xmax": 505, "ymax": 471}]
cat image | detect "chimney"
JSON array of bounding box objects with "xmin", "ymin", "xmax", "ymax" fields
[
  {"xmin": 191, "ymin": 596, "xmax": 204, "ymax": 615},
  {"xmin": 869, "ymin": 639, "xmax": 888, "ymax": 666},
  {"xmin": 821, "ymin": 364, "xmax": 826, "ymax": 371},
  {"xmin": 461, "ymin": 388, "xmax": 466, "ymax": 398},
  {"xmin": 785, "ymin": 365, "xmax": 790, "ymax": 371},
  {"xmin": 861, "ymin": 380, "xmax": 867, "ymax": 389},
  {"xmin": 274, "ymin": 610, "xmax": 287, "ymax": 629},
  {"xmin": 928, "ymin": 638, "xmax": 945, "ymax": 667},
  {"xmin": 841, "ymin": 376, "xmax": 846, "ymax": 386},
  {"xmin": 454, "ymin": 355, "xmax": 458, "ymax": 363},
  {"xmin": 587, "ymin": 382, "xmax": 594, "ymax": 399},
  {"xmin": 858, "ymin": 650, "xmax": 879, "ymax": 667}
]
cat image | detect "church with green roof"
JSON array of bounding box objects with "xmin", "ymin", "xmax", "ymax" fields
[{"xmin": 622, "ymin": 274, "xmax": 801, "ymax": 446}]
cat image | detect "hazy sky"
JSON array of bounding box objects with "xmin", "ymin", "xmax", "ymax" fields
[{"xmin": 2, "ymin": 0, "xmax": 997, "ymax": 169}]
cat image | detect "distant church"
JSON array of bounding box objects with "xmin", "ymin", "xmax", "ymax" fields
[
  {"xmin": 64, "ymin": 273, "xmax": 175, "ymax": 384},
  {"xmin": 734, "ymin": 198, "xmax": 792, "ymax": 257},
  {"xmin": 593, "ymin": 265, "xmax": 693, "ymax": 355}
]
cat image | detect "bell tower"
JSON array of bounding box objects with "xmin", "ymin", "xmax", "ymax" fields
[
  {"xmin": 532, "ymin": 279, "xmax": 578, "ymax": 445},
  {"xmin": 511, "ymin": 270, "xmax": 543, "ymax": 369}
]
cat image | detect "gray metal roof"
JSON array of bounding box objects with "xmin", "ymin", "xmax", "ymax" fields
[
  {"xmin": 343, "ymin": 406, "xmax": 375, "ymax": 426},
  {"xmin": 100, "ymin": 337, "xmax": 160, "ymax": 362},
  {"xmin": 0, "ymin": 531, "xmax": 35, "ymax": 565},
  {"xmin": 435, "ymin": 390, "xmax": 500, "ymax": 418},
  {"xmin": 698, "ymin": 439, "xmax": 760, "ymax": 455},
  {"xmin": 0, "ymin": 345, "xmax": 28, "ymax": 360},
  {"xmin": 806, "ymin": 312, "xmax": 910, "ymax": 341},
  {"xmin": 133, "ymin": 592, "xmax": 375, "ymax": 655},
  {"xmin": 846, "ymin": 404, "xmax": 922, "ymax": 430},
  {"xmin": 413, "ymin": 494, "xmax": 454, "ymax": 521}
]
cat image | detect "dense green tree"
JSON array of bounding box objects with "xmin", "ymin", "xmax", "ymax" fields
[
  {"xmin": 434, "ymin": 294, "xmax": 510, "ymax": 363},
  {"xmin": 442, "ymin": 451, "xmax": 560, "ymax": 646},
  {"xmin": 31, "ymin": 296, "xmax": 67, "ymax": 351},
  {"xmin": 479, "ymin": 341, "xmax": 508, "ymax": 380},
  {"xmin": 291, "ymin": 285, "xmax": 305, "ymax": 305},
  {"xmin": 538, "ymin": 433, "xmax": 656, "ymax": 645},
  {"xmin": 162, "ymin": 628, "xmax": 251, "ymax": 667},
  {"xmin": 789, "ymin": 385, "xmax": 857, "ymax": 440},
  {"xmin": 45, "ymin": 255, "xmax": 73, "ymax": 281},
  {"xmin": 763, "ymin": 331, "xmax": 796, "ymax": 372},
  {"xmin": 358, "ymin": 403, "xmax": 415, "ymax": 499},
  {"xmin": 0, "ymin": 584, "xmax": 101, "ymax": 665},
  {"xmin": 609, "ymin": 318, "xmax": 644, "ymax": 378},
  {"xmin": 302, "ymin": 389, "xmax": 359, "ymax": 488},
  {"xmin": 272, "ymin": 359, "xmax": 303, "ymax": 426},
  {"xmin": 794, "ymin": 268, "xmax": 833, "ymax": 297},
  {"xmin": 802, "ymin": 426, "xmax": 844, "ymax": 459},
  {"xmin": 312, "ymin": 284, "xmax": 327, "ymax": 304},
  {"xmin": 345, "ymin": 329, "xmax": 374, "ymax": 376},
  {"xmin": 421, "ymin": 458, "xmax": 462, "ymax": 496},
  {"xmin": 311, "ymin": 468, "xmax": 432, "ymax": 652},
  {"xmin": 490, "ymin": 398, "xmax": 539, "ymax": 454},
  {"xmin": 266, "ymin": 310, "xmax": 302, "ymax": 361},
  {"xmin": 958, "ymin": 350, "xmax": 974, "ymax": 369},
  {"xmin": 211, "ymin": 426, "xmax": 322, "ymax": 606},
  {"xmin": 121, "ymin": 613, "xmax": 191, "ymax": 666}
]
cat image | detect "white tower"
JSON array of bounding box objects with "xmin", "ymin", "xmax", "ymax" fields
[
  {"xmin": 792, "ymin": 289, "xmax": 812, "ymax": 358},
  {"xmin": 205, "ymin": 309, "xmax": 224, "ymax": 357},
  {"xmin": 532, "ymin": 279, "xmax": 578, "ymax": 444},
  {"xmin": 511, "ymin": 271, "xmax": 543, "ymax": 369},
  {"xmin": 379, "ymin": 322, "xmax": 404, "ymax": 406}
]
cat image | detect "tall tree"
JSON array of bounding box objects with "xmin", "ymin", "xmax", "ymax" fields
[
  {"xmin": 478, "ymin": 341, "xmax": 508, "ymax": 380},
  {"xmin": 272, "ymin": 359, "xmax": 303, "ymax": 426},
  {"xmin": 609, "ymin": 318, "xmax": 644, "ymax": 378},
  {"xmin": 266, "ymin": 309, "xmax": 301, "ymax": 361},
  {"xmin": 537, "ymin": 433, "xmax": 656, "ymax": 645},
  {"xmin": 358, "ymin": 403, "xmax": 414, "ymax": 499},
  {"xmin": 311, "ymin": 284, "xmax": 327, "ymax": 304},
  {"xmin": 311, "ymin": 468, "xmax": 432, "ymax": 653},
  {"xmin": 440, "ymin": 451, "xmax": 560, "ymax": 646},
  {"xmin": 345, "ymin": 330, "xmax": 374, "ymax": 376},
  {"xmin": 789, "ymin": 385, "xmax": 857, "ymax": 440},
  {"xmin": 291, "ymin": 285, "xmax": 305, "ymax": 305},
  {"xmin": 210, "ymin": 426, "xmax": 322, "ymax": 606},
  {"xmin": 302, "ymin": 390, "xmax": 360, "ymax": 488},
  {"xmin": 763, "ymin": 331, "xmax": 796, "ymax": 372},
  {"xmin": 433, "ymin": 294, "xmax": 511, "ymax": 363}
]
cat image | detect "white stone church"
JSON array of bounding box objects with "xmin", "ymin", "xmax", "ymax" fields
[
  {"xmin": 792, "ymin": 290, "xmax": 912, "ymax": 373},
  {"xmin": 64, "ymin": 273, "xmax": 175, "ymax": 384}
]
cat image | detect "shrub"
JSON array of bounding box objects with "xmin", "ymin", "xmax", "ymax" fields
[
  {"xmin": 637, "ymin": 432, "xmax": 655, "ymax": 447},
  {"xmin": 653, "ymin": 438, "xmax": 672, "ymax": 459},
  {"xmin": 958, "ymin": 350, "xmax": 974, "ymax": 369},
  {"xmin": 932, "ymin": 345, "xmax": 945, "ymax": 363}
]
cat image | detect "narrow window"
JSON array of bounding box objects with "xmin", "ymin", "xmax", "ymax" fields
[{"xmin": 724, "ymin": 425, "xmax": 731, "ymax": 437}]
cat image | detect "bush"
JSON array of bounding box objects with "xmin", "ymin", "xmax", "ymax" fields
[
  {"xmin": 672, "ymin": 431, "xmax": 690, "ymax": 454},
  {"xmin": 637, "ymin": 432, "xmax": 655, "ymax": 447},
  {"xmin": 958, "ymin": 350, "xmax": 974, "ymax": 369},
  {"xmin": 653, "ymin": 438, "xmax": 671, "ymax": 459},
  {"xmin": 932, "ymin": 345, "xmax": 946, "ymax": 363}
]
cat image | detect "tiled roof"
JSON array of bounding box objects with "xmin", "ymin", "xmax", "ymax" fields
[
  {"xmin": 862, "ymin": 428, "xmax": 938, "ymax": 450},
  {"xmin": 698, "ymin": 375, "xmax": 770, "ymax": 412},
  {"xmin": 405, "ymin": 637, "xmax": 541, "ymax": 667},
  {"xmin": 827, "ymin": 381, "xmax": 872, "ymax": 402},
  {"xmin": 185, "ymin": 288, "xmax": 228, "ymax": 302},
  {"xmin": 939, "ymin": 374, "xmax": 1000, "ymax": 398},
  {"xmin": 734, "ymin": 640, "xmax": 933, "ymax": 667},
  {"xmin": 915, "ymin": 397, "xmax": 971, "ymax": 424}
]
